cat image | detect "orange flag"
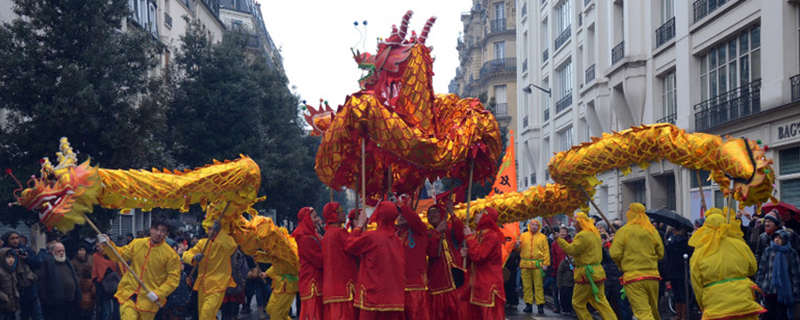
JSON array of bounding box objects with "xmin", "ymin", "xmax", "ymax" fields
[
  {"xmin": 489, "ymin": 131, "xmax": 516, "ymax": 197},
  {"xmin": 489, "ymin": 132, "xmax": 520, "ymax": 265}
]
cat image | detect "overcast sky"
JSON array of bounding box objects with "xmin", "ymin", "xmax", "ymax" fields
[{"xmin": 261, "ymin": 1, "xmax": 473, "ymax": 107}]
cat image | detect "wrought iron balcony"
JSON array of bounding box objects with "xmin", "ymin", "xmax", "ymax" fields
[
  {"xmin": 490, "ymin": 19, "xmax": 507, "ymax": 33},
  {"xmin": 655, "ymin": 17, "xmax": 675, "ymax": 48},
  {"xmin": 694, "ymin": 79, "xmax": 761, "ymax": 131},
  {"xmin": 554, "ymin": 26, "xmax": 571, "ymax": 50},
  {"xmin": 495, "ymin": 103, "xmax": 508, "ymax": 115},
  {"xmin": 523, "ymin": 115, "xmax": 529, "ymax": 128},
  {"xmin": 479, "ymin": 58, "xmax": 517, "ymax": 78},
  {"xmin": 542, "ymin": 49, "xmax": 549, "ymax": 63},
  {"xmin": 792, "ymin": 74, "xmax": 800, "ymax": 102},
  {"xmin": 693, "ymin": 0, "xmax": 729, "ymax": 23},
  {"xmin": 612, "ymin": 41, "xmax": 625, "ymax": 65},
  {"xmin": 585, "ymin": 64, "xmax": 596, "ymax": 84},
  {"xmin": 556, "ymin": 91, "xmax": 573, "ymax": 113},
  {"xmin": 164, "ymin": 12, "xmax": 172, "ymax": 28},
  {"xmin": 522, "ymin": 59, "xmax": 528, "ymax": 73},
  {"xmin": 656, "ymin": 113, "xmax": 677, "ymax": 125},
  {"xmin": 530, "ymin": 173, "xmax": 536, "ymax": 185},
  {"xmin": 544, "ymin": 108, "xmax": 550, "ymax": 121},
  {"xmin": 522, "ymin": 3, "xmax": 527, "ymax": 17},
  {"xmin": 585, "ymin": 0, "xmax": 591, "ymax": 6}
]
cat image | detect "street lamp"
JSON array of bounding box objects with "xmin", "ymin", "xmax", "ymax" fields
[{"xmin": 522, "ymin": 83, "xmax": 551, "ymax": 96}]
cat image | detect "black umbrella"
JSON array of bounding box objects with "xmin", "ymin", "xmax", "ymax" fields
[{"xmin": 644, "ymin": 208, "xmax": 693, "ymax": 231}]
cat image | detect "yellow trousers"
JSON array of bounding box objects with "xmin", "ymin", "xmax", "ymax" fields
[
  {"xmin": 197, "ymin": 290, "xmax": 224, "ymax": 320},
  {"xmin": 521, "ymin": 268, "xmax": 545, "ymax": 305},
  {"xmin": 120, "ymin": 299, "xmax": 156, "ymax": 320},
  {"xmin": 573, "ymin": 282, "xmax": 617, "ymax": 320},
  {"xmin": 624, "ymin": 280, "xmax": 660, "ymax": 320},
  {"xmin": 267, "ymin": 291, "xmax": 295, "ymax": 320}
]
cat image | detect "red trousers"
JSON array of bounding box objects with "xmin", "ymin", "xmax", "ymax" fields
[
  {"xmin": 323, "ymin": 301, "xmax": 357, "ymax": 320},
  {"xmin": 358, "ymin": 310, "xmax": 404, "ymax": 320},
  {"xmin": 405, "ymin": 290, "xmax": 431, "ymax": 320},
  {"xmin": 467, "ymin": 302, "xmax": 505, "ymax": 320},
  {"xmin": 299, "ymin": 295, "xmax": 323, "ymax": 320},
  {"xmin": 430, "ymin": 290, "xmax": 465, "ymax": 320}
]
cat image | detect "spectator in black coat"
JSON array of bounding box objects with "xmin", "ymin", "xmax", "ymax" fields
[
  {"xmin": 37, "ymin": 242, "xmax": 80, "ymax": 320},
  {"xmin": 665, "ymin": 226, "xmax": 693, "ymax": 320},
  {"xmin": 2, "ymin": 230, "xmax": 43, "ymax": 320}
]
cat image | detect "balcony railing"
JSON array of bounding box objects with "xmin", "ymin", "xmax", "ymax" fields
[
  {"xmin": 792, "ymin": 74, "xmax": 800, "ymax": 102},
  {"xmin": 522, "ymin": 3, "xmax": 527, "ymax": 17},
  {"xmin": 656, "ymin": 113, "xmax": 677, "ymax": 125},
  {"xmin": 523, "ymin": 115, "xmax": 529, "ymax": 128},
  {"xmin": 530, "ymin": 173, "xmax": 536, "ymax": 185},
  {"xmin": 522, "ymin": 59, "xmax": 528, "ymax": 73},
  {"xmin": 246, "ymin": 34, "xmax": 260, "ymax": 49},
  {"xmin": 542, "ymin": 49, "xmax": 549, "ymax": 63},
  {"xmin": 495, "ymin": 103, "xmax": 508, "ymax": 115},
  {"xmin": 693, "ymin": 0, "xmax": 729, "ymax": 23},
  {"xmin": 544, "ymin": 108, "xmax": 550, "ymax": 121},
  {"xmin": 554, "ymin": 26, "xmax": 571, "ymax": 50},
  {"xmin": 585, "ymin": 0, "xmax": 591, "ymax": 6},
  {"xmin": 585, "ymin": 64, "xmax": 596, "ymax": 84},
  {"xmin": 655, "ymin": 17, "xmax": 675, "ymax": 48},
  {"xmin": 556, "ymin": 91, "xmax": 573, "ymax": 113},
  {"xmin": 490, "ymin": 19, "xmax": 507, "ymax": 33},
  {"xmin": 694, "ymin": 79, "xmax": 761, "ymax": 131},
  {"xmin": 164, "ymin": 12, "xmax": 172, "ymax": 28},
  {"xmin": 479, "ymin": 58, "xmax": 517, "ymax": 77},
  {"xmin": 612, "ymin": 41, "xmax": 625, "ymax": 65}
]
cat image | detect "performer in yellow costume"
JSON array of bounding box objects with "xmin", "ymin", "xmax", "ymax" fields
[
  {"xmin": 609, "ymin": 203, "xmax": 664, "ymax": 320},
  {"xmin": 256, "ymin": 251, "xmax": 299, "ymax": 320},
  {"xmin": 555, "ymin": 212, "xmax": 617, "ymax": 320},
  {"xmin": 518, "ymin": 220, "xmax": 549, "ymax": 314},
  {"xmin": 689, "ymin": 213, "xmax": 765, "ymax": 320},
  {"xmin": 182, "ymin": 222, "xmax": 237, "ymax": 320},
  {"xmin": 97, "ymin": 220, "xmax": 182, "ymax": 320}
]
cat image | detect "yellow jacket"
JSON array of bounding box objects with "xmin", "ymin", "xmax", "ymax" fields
[
  {"xmin": 609, "ymin": 223, "xmax": 664, "ymax": 283},
  {"xmin": 255, "ymin": 252, "xmax": 299, "ymax": 294},
  {"xmin": 556, "ymin": 230, "xmax": 606, "ymax": 284},
  {"xmin": 519, "ymin": 231, "xmax": 550, "ymax": 269},
  {"xmin": 107, "ymin": 238, "xmax": 182, "ymax": 313},
  {"xmin": 182, "ymin": 230, "xmax": 237, "ymax": 293},
  {"xmin": 690, "ymin": 237, "xmax": 763, "ymax": 319}
]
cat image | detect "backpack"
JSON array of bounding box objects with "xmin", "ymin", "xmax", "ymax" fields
[{"xmin": 226, "ymin": 250, "xmax": 248, "ymax": 296}]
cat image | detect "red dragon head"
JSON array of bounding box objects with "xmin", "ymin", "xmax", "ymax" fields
[
  {"xmin": 352, "ymin": 10, "xmax": 436, "ymax": 92},
  {"xmin": 11, "ymin": 138, "xmax": 100, "ymax": 231}
]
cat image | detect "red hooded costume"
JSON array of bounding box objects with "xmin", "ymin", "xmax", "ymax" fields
[
  {"xmin": 345, "ymin": 201, "xmax": 405, "ymax": 320},
  {"xmin": 427, "ymin": 204, "xmax": 467, "ymax": 320},
  {"xmin": 294, "ymin": 207, "xmax": 324, "ymax": 320},
  {"xmin": 397, "ymin": 203, "xmax": 431, "ymax": 320},
  {"xmin": 465, "ymin": 207, "xmax": 506, "ymax": 320},
  {"xmin": 321, "ymin": 202, "xmax": 358, "ymax": 319}
]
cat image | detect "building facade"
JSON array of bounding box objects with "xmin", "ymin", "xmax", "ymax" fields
[
  {"xmin": 517, "ymin": 0, "xmax": 800, "ymax": 222},
  {"xmin": 451, "ymin": 0, "xmax": 519, "ymax": 134}
]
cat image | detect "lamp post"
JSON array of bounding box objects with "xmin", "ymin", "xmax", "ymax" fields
[{"xmin": 522, "ymin": 83, "xmax": 551, "ymax": 96}]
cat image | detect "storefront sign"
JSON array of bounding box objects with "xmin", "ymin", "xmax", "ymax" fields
[{"xmin": 777, "ymin": 120, "xmax": 800, "ymax": 142}]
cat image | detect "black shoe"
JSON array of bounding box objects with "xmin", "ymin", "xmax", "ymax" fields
[
  {"xmin": 240, "ymin": 308, "xmax": 252, "ymax": 314},
  {"xmin": 537, "ymin": 304, "xmax": 544, "ymax": 315},
  {"xmin": 523, "ymin": 304, "xmax": 533, "ymax": 313}
]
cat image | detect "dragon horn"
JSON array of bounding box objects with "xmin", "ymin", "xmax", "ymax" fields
[
  {"xmin": 419, "ymin": 16, "xmax": 437, "ymax": 44},
  {"xmin": 398, "ymin": 10, "xmax": 413, "ymax": 40}
]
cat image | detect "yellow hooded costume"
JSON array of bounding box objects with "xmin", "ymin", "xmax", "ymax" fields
[
  {"xmin": 255, "ymin": 251, "xmax": 299, "ymax": 320},
  {"xmin": 609, "ymin": 203, "xmax": 664, "ymax": 320},
  {"xmin": 519, "ymin": 220, "xmax": 550, "ymax": 306},
  {"xmin": 182, "ymin": 230, "xmax": 237, "ymax": 320},
  {"xmin": 689, "ymin": 214, "xmax": 765, "ymax": 320},
  {"xmin": 556, "ymin": 212, "xmax": 617, "ymax": 320}
]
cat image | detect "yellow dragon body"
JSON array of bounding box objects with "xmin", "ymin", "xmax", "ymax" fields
[{"xmin": 13, "ymin": 138, "xmax": 298, "ymax": 268}]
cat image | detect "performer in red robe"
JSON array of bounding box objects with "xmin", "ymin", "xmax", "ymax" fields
[
  {"xmin": 427, "ymin": 203, "xmax": 467, "ymax": 320},
  {"xmin": 345, "ymin": 201, "xmax": 405, "ymax": 320},
  {"xmin": 321, "ymin": 202, "xmax": 358, "ymax": 320},
  {"xmin": 294, "ymin": 207, "xmax": 324, "ymax": 320},
  {"xmin": 397, "ymin": 202, "xmax": 431, "ymax": 320},
  {"xmin": 462, "ymin": 207, "xmax": 506, "ymax": 320}
]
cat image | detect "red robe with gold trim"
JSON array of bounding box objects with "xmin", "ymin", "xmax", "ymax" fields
[
  {"xmin": 321, "ymin": 224, "xmax": 358, "ymax": 318},
  {"xmin": 295, "ymin": 207, "xmax": 324, "ymax": 320},
  {"xmin": 398, "ymin": 204, "xmax": 430, "ymax": 320},
  {"xmin": 464, "ymin": 207, "xmax": 506, "ymax": 320},
  {"xmin": 428, "ymin": 213, "xmax": 467, "ymax": 320}
]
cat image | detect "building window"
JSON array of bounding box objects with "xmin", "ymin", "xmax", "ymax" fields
[
  {"xmin": 543, "ymin": 138, "xmax": 550, "ymax": 168},
  {"xmin": 633, "ymin": 180, "xmax": 646, "ymax": 206},
  {"xmin": 494, "ymin": 85, "xmax": 508, "ymax": 115},
  {"xmin": 660, "ymin": 70, "xmax": 677, "ymax": 124},
  {"xmin": 556, "ymin": 61, "xmax": 573, "ymax": 112},
  {"xmin": 557, "ymin": 0, "xmax": 571, "ymax": 34},
  {"xmin": 661, "ymin": 0, "xmax": 674, "ymax": 23},
  {"xmin": 494, "ymin": 2, "xmax": 505, "ymax": 19},
  {"xmin": 700, "ymin": 25, "xmax": 761, "ymax": 102},
  {"xmin": 781, "ymin": 147, "xmax": 800, "ymax": 175},
  {"xmin": 494, "ymin": 41, "xmax": 506, "ymax": 59},
  {"xmin": 558, "ymin": 126, "xmax": 573, "ymax": 152},
  {"xmin": 782, "ymin": 178, "xmax": 800, "ymax": 209}
]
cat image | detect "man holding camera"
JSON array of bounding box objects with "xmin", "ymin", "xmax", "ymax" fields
[{"xmin": 2, "ymin": 230, "xmax": 43, "ymax": 320}]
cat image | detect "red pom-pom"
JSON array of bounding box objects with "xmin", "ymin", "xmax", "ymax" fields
[
  {"xmin": 764, "ymin": 145, "xmax": 769, "ymax": 151},
  {"xmin": 4, "ymin": 169, "xmax": 11, "ymax": 175},
  {"xmin": 40, "ymin": 158, "xmax": 45, "ymax": 164}
]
